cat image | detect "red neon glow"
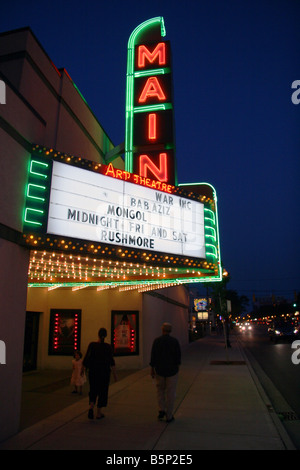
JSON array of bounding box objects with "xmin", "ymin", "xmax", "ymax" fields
[
  {"xmin": 139, "ymin": 153, "xmax": 168, "ymax": 182},
  {"xmin": 54, "ymin": 313, "xmax": 59, "ymax": 350},
  {"xmin": 148, "ymin": 113, "xmax": 157, "ymax": 140},
  {"xmin": 104, "ymin": 162, "xmax": 174, "ymax": 193},
  {"xmin": 74, "ymin": 313, "xmax": 78, "ymax": 350},
  {"xmin": 138, "ymin": 77, "xmax": 166, "ymax": 103},
  {"xmin": 130, "ymin": 329, "xmax": 135, "ymax": 352},
  {"xmin": 138, "ymin": 43, "xmax": 166, "ymax": 68},
  {"xmin": 52, "ymin": 312, "xmax": 80, "ymax": 352},
  {"xmin": 105, "ymin": 163, "xmax": 131, "ymax": 181}
]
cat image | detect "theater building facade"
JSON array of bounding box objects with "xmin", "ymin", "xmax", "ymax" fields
[{"xmin": 0, "ymin": 18, "xmax": 221, "ymax": 441}]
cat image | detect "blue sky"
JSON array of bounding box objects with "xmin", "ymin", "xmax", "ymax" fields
[{"xmin": 2, "ymin": 0, "xmax": 300, "ymax": 302}]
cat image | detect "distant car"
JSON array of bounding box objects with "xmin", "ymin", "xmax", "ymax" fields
[
  {"xmin": 239, "ymin": 322, "xmax": 252, "ymax": 332},
  {"xmin": 268, "ymin": 320, "xmax": 299, "ymax": 343}
]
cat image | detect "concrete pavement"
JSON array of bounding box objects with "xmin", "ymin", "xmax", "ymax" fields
[{"xmin": 0, "ymin": 333, "xmax": 296, "ymax": 451}]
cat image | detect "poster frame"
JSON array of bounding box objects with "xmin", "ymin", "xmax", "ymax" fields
[{"xmin": 111, "ymin": 310, "xmax": 139, "ymax": 356}]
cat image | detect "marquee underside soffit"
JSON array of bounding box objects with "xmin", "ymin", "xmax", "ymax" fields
[{"xmin": 27, "ymin": 249, "xmax": 219, "ymax": 291}]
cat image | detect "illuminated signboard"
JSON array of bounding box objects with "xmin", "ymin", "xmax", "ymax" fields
[
  {"xmin": 46, "ymin": 161, "xmax": 205, "ymax": 258},
  {"xmin": 125, "ymin": 17, "xmax": 176, "ymax": 185},
  {"xmin": 197, "ymin": 311, "xmax": 208, "ymax": 321},
  {"xmin": 194, "ymin": 298, "xmax": 208, "ymax": 312}
]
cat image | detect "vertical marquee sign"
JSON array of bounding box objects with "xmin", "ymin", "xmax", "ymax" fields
[
  {"xmin": 22, "ymin": 17, "xmax": 223, "ymax": 286},
  {"xmin": 125, "ymin": 17, "xmax": 177, "ymax": 186}
]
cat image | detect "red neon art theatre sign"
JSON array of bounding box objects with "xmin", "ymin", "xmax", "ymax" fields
[{"xmin": 125, "ymin": 17, "xmax": 176, "ymax": 185}]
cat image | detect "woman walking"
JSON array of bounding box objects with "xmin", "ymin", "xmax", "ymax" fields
[{"xmin": 82, "ymin": 328, "xmax": 117, "ymax": 419}]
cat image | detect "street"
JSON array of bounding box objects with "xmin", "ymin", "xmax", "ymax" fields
[{"xmin": 236, "ymin": 323, "xmax": 300, "ymax": 448}]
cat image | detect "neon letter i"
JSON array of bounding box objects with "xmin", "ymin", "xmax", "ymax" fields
[{"xmin": 148, "ymin": 113, "xmax": 157, "ymax": 140}]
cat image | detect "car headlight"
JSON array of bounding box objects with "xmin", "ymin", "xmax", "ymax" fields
[{"xmin": 275, "ymin": 330, "xmax": 281, "ymax": 335}]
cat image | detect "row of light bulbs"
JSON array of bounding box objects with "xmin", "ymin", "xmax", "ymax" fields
[{"xmin": 28, "ymin": 250, "xmax": 208, "ymax": 285}]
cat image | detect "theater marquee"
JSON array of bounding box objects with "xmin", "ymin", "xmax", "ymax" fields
[
  {"xmin": 47, "ymin": 161, "xmax": 205, "ymax": 259},
  {"xmin": 22, "ymin": 17, "xmax": 222, "ymax": 288}
]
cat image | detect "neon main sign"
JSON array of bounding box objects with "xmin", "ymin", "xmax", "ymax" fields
[
  {"xmin": 125, "ymin": 17, "xmax": 176, "ymax": 185},
  {"xmin": 22, "ymin": 18, "xmax": 222, "ymax": 285}
]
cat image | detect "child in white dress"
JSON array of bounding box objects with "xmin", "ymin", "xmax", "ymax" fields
[{"xmin": 70, "ymin": 351, "xmax": 86, "ymax": 394}]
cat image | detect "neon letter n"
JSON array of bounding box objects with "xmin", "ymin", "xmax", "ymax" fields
[{"xmin": 139, "ymin": 153, "xmax": 168, "ymax": 182}]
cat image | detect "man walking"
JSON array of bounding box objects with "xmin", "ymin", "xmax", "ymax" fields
[{"xmin": 150, "ymin": 322, "xmax": 181, "ymax": 423}]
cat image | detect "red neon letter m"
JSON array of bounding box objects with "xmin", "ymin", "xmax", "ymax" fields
[
  {"xmin": 139, "ymin": 153, "xmax": 168, "ymax": 182},
  {"xmin": 138, "ymin": 43, "xmax": 166, "ymax": 68}
]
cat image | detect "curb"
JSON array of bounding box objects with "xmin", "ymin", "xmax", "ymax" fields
[{"xmin": 236, "ymin": 337, "xmax": 296, "ymax": 450}]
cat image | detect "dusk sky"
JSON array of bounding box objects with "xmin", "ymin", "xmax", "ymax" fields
[{"xmin": 2, "ymin": 0, "xmax": 300, "ymax": 303}]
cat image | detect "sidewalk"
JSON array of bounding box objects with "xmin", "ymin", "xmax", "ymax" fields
[{"xmin": 0, "ymin": 333, "xmax": 295, "ymax": 450}]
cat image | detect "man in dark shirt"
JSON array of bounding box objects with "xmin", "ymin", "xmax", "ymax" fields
[{"xmin": 150, "ymin": 322, "xmax": 181, "ymax": 423}]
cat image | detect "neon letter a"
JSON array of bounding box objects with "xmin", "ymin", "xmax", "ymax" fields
[{"xmin": 138, "ymin": 77, "xmax": 166, "ymax": 103}]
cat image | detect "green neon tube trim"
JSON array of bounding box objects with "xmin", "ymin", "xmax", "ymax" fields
[
  {"xmin": 134, "ymin": 67, "xmax": 171, "ymax": 78},
  {"xmin": 179, "ymin": 182, "xmax": 218, "ymax": 205},
  {"xmin": 205, "ymin": 234, "xmax": 216, "ymax": 242},
  {"xmin": 205, "ymin": 226, "xmax": 216, "ymax": 239},
  {"xmin": 24, "ymin": 208, "xmax": 44, "ymax": 226},
  {"xmin": 134, "ymin": 102, "xmax": 173, "ymax": 113},
  {"xmin": 28, "ymin": 273, "xmax": 223, "ymax": 289},
  {"xmin": 72, "ymin": 81, "xmax": 88, "ymax": 106},
  {"xmin": 125, "ymin": 17, "xmax": 166, "ymax": 172},
  {"xmin": 30, "ymin": 160, "xmax": 49, "ymax": 179},
  {"xmin": 27, "ymin": 183, "xmax": 46, "ymax": 201},
  {"xmin": 127, "ymin": 17, "xmax": 166, "ymax": 53},
  {"xmin": 204, "ymin": 208, "xmax": 215, "ymax": 224},
  {"xmin": 179, "ymin": 182, "xmax": 222, "ymax": 279},
  {"xmin": 205, "ymin": 244, "xmax": 218, "ymax": 258}
]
